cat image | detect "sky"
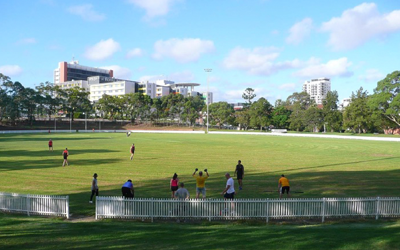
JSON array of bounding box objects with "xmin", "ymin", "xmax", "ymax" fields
[{"xmin": 1, "ymin": 0, "xmax": 400, "ymax": 104}]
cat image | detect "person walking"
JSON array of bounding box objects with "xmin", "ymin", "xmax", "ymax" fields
[
  {"xmin": 222, "ymin": 173, "xmax": 235, "ymax": 199},
  {"xmin": 192, "ymin": 168, "xmax": 209, "ymax": 199},
  {"xmin": 234, "ymin": 160, "xmax": 244, "ymax": 190},
  {"xmin": 122, "ymin": 179, "xmax": 134, "ymax": 198},
  {"xmin": 48, "ymin": 139, "xmax": 53, "ymax": 151},
  {"xmin": 130, "ymin": 143, "xmax": 135, "ymax": 160},
  {"xmin": 278, "ymin": 174, "xmax": 291, "ymax": 198},
  {"xmin": 170, "ymin": 173, "xmax": 179, "ymax": 198},
  {"xmin": 62, "ymin": 148, "xmax": 69, "ymax": 166},
  {"xmin": 89, "ymin": 173, "xmax": 98, "ymax": 203}
]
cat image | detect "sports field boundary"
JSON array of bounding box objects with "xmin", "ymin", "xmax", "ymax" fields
[{"xmin": 1, "ymin": 129, "xmax": 400, "ymax": 142}]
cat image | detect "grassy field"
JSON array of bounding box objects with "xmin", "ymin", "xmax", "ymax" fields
[{"xmin": 1, "ymin": 132, "xmax": 400, "ymax": 249}]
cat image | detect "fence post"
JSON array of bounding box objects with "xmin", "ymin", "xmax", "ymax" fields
[
  {"xmin": 95, "ymin": 196, "xmax": 98, "ymax": 220},
  {"xmin": 376, "ymin": 196, "xmax": 380, "ymax": 220},
  {"xmin": 27, "ymin": 194, "xmax": 30, "ymax": 217},
  {"xmin": 208, "ymin": 200, "xmax": 211, "ymax": 222},
  {"xmin": 321, "ymin": 198, "xmax": 326, "ymax": 223},
  {"xmin": 151, "ymin": 198, "xmax": 154, "ymax": 223},
  {"xmin": 266, "ymin": 199, "xmax": 269, "ymax": 224},
  {"xmin": 66, "ymin": 196, "xmax": 70, "ymax": 219}
]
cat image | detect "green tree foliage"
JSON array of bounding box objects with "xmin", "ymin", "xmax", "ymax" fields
[
  {"xmin": 36, "ymin": 82, "xmax": 62, "ymax": 120},
  {"xmin": 322, "ymin": 91, "xmax": 343, "ymax": 132},
  {"xmin": 58, "ymin": 87, "xmax": 91, "ymax": 121},
  {"xmin": 249, "ymin": 97, "xmax": 273, "ymax": 131},
  {"xmin": 286, "ymin": 92, "xmax": 313, "ymax": 132},
  {"xmin": 161, "ymin": 94, "xmax": 185, "ymax": 123},
  {"xmin": 368, "ymin": 71, "xmax": 400, "ymax": 127},
  {"xmin": 242, "ymin": 88, "xmax": 256, "ymax": 106},
  {"xmin": 304, "ymin": 105, "xmax": 324, "ymax": 132},
  {"xmin": 97, "ymin": 94, "xmax": 122, "ymax": 120},
  {"xmin": 343, "ymin": 87, "xmax": 374, "ymax": 134},
  {"xmin": 235, "ymin": 109, "xmax": 251, "ymax": 130},
  {"xmin": 182, "ymin": 96, "xmax": 204, "ymax": 126},
  {"xmin": 271, "ymin": 106, "xmax": 291, "ymax": 129},
  {"xmin": 207, "ymin": 102, "xmax": 234, "ymax": 129}
]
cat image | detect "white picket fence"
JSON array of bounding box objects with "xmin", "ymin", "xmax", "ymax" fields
[
  {"xmin": 95, "ymin": 196, "xmax": 400, "ymax": 222},
  {"xmin": 0, "ymin": 192, "xmax": 69, "ymax": 218}
]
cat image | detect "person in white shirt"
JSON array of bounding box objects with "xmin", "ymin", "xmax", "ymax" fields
[
  {"xmin": 89, "ymin": 173, "xmax": 98, "ymax": 203},
  {"xmin": 222, "ymin": 173, "xmax": 235, "ymax": 199}
]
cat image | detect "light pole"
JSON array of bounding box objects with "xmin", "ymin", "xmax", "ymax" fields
[
  {"xmin": 70, "ymin": 113, "xmax": 72, "ymax": 133},
  {"xmin": 54, "ymin": 112, "xmax": 56, "ymax": 132},
  {"xmin": 204, "ymin": 68, "xmax": 212, "ymax": 133}
]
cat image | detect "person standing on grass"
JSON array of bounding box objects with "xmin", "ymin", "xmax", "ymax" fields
[
  {"xmin": 234, "ymin": 160, "xmax": 244, "ymax": 190},
  {"xmin": 222, "ymin": 173, "xmax": 235, "ymax": 199},
  {"xmin": 130, "ymin": 143, "xmax": 135, "ymax": 160},
  {"xmin": 170, "ymin": 173, "xmax": 179, "ymax": 198},
  {"xmin": 89, "ymin": 173, "xmax": 98, "ymax": 204},
  {"xmin": 48, "ymin": 139, "xmax": 53, "ymax": 151},
  {"xmin": 62, "ymin": 148, "xmax": 69, "ymax": 166},
  {"xmin": 192, "ymin": 168, "xmax": 209, "ymax": 199},
  {"xmin": 278, "ymin": 174, "xmax": 291, "ymax": 199},
  {"xmin": 122, "ymin": 179, "xmax": 134, "ymax": 198},
  {"xmin": 174, "ymin": 183, "xmax": 190, "ymax": 199}
]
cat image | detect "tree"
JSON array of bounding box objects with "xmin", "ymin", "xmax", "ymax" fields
[
  {"xmin": 36, "ymin": 82, "xmax": 62, "ymax": 121},
  {"xmin": 368, "ymin": 71, "xmax": 400, "ymax": 127},
  {"xmin": 343, "ymin": 87, "xmax": 373, "ymax": 133},
  {"xmin": 242, "ymin": 88, "xmax": 256, "ymax": 106},
  {"xmin": 249, "ymin": 97, "xmax": 273, "ymax": 131},
  {"xmin": 304, "ymin": 105, "xmax": 324, "ymax": 132},
  {"xmin": 59, "ymin": 87, "xmax": 91, "ymax": 121},
  {"xmin": 182, "ymin": 96, "xmax": 204, "ymax": 126},
  {"xmin": 286, "ymin": 92, "xmax": 313, "ymax": 132},
  {"xmin": 206, "ymin": 102, "xmax": 234, "ymax": 129},
  {"xmin": 271, "ymin": 106, "xmax": 291, "ymax": 129},
  {"xmin": 322, "ymin": 91, "xmax": 342, "ymax": 132},
  {"xmin": 161, "ymin": 94, "xmax": 185, "ymax": 123},
  {"xmin": 97, "ymin": 94, "xmax": 121, "ymax": 120},
  {"xmin": 235, "ymin": 109, "xmax": 251, "ymax": 130}
]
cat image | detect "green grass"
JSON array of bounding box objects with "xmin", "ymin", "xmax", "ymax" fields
[
  {"xmin": 1, "ymin": 213, "xmax": 400, "ymax": 250},
  {"xmin": 1, "ymin": 132, "xmax": 400, "ymax": 249}
]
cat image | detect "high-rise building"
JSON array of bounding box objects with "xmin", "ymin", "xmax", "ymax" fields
[
  {"xmin": 53, "ymin": 60, "xmax": 113, "ymax": 84},
  {"xmin": 302, "ymin": 78, "xmax": 331, "ymax": 105}
]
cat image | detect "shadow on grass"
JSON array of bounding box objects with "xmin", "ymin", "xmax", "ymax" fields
[
  {"xmin": 1, "ymin": 213, "xmax": 400, "ymax": 250},
  {"xmin": 0, "ymin": 135, "xmax": 112, "ymax": 142},
  {"xmin": 0, "ymin": 149, "xmax": 119, "ymax": 158}
]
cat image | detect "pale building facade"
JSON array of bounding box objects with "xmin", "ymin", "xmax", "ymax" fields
[{"xmin": 302, "ymin": 78, "xmax": 331, "ymax": 105}]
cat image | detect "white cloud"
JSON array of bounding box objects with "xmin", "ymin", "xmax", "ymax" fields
[
  {"xmin": 126, "ymin": 48, "xmax": 144, "ymax": 59},
  {"xmin": 321, "ymin": 3, "xmax": 400, "ymax": 50},
  {"xmin": 100, "ymin": 65, "xmax": 132, "ymax": 80},
  {"xmin": 16, "ymin": 38, "xmax": 36, "ymax": 45},
  {"xmin": 294, "ymin": 57, "xmax": 353, "ymax": 78},
  {"xmin": 127, "ymin": 0, "xmax": 181, "ymax": 19},
  {"xmin": 222, "ymin": 46, "xmax": 300, "ymax": 76},
  {"xmin": 84, "ymin": 38, "xmax": 120, "ymax": 61},
  {"xmin": 139, "ymin": 75, "xmax": 164, "ymax": 82},
  {"xmin": 168, "ymin": 70, "xmax": 195, "ymax": 82},
  {"xmin": 153, "ymin": 38, "xmax": 215, "ymax": 63},
  {"xmin": 286, "ymin": 18, "xmax": 313, "ymax": 45},
  {"xmin": 67, "ymin": 4, "xmax": 105, "ymax": 22},
  {"xmin": 359, "ymin": 69, "xmax": 385, "ymax": 82},
  {"xmin": 0, "ymin": 65, "xmax": 23, "ymax": 76},
  {"xmin": 279, "ymin": 83, "xmax": 297, "ymax": 91}
]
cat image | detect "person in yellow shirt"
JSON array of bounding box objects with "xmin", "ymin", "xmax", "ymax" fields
[
  {"xmin": 278, "ymin": 174, "xmax": 291, "ymax": 198},
  {"xmin": 193, "ymin": 168, "xmax": 209, "ymax": 199}
]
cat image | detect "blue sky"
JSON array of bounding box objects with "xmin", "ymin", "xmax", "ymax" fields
[{"xmin": 1, "ymin": 0, "xmax": 399, "ymax": 104}]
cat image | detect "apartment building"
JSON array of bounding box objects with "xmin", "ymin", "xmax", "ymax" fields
[{"xmin": 302, "ymin": 78, "xmax": 331, "ymax": 105}]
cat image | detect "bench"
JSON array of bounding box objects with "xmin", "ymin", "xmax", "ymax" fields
[{"xmin": 271, "ymin": 129, "xmax": 287, "ymax": 133}]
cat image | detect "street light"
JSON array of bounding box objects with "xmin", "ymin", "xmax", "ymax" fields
[{"xmin": 204, "ymin": 68, "xmax": 212, "ymax": 133}]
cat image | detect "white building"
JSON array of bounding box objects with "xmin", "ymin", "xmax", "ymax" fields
[
  {"xmin": 57, "ymin": 80, "xmax": 89, "ymax": 92},
  {"xmin": 339, "ymin": 98, "xmax": 352, "ymax": 110},
  {"xmin": 302, "ymin": 78, "xmax": 331, "ymax": 105},
  {"xmin": 89, "ymin": 80, "xmax": 137, "ymax": 102},
  {"xmin": 138, "ymin": 81, "xmax": 156, "ymax": 98},
  {"xmin": 203, "ymin": 92, "xmax": 213, "ymax": 105}
]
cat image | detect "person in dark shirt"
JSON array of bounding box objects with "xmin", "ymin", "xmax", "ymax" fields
[
  {"xmin": 234, "ymin": 160, "xmax": 244, "ymax": 190},
  {"xmin": 62, "ymin": 148, "xmax": 69, "ymax": 167},
  {"xmin": 130, "ymin": 143, "xmax": 135, "ymax": 160}
]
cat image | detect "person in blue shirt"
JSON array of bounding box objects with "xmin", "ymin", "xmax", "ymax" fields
[{"xmin": 122, "ymin": 179, "xmax": 134, "ymax": 198}]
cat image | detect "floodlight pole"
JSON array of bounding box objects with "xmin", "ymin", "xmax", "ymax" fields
[{"xmin": 204, "ymin": 68, "xmax": 212, "ymax": 133}]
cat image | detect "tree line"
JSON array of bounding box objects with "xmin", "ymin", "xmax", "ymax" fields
[{"xmin": 1, "ymin": 71, "xmax": 399, "ymax": 133}]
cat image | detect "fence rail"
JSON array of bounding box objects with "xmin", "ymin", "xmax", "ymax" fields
[
  {"xmin": 0, "ymin": 192, "xmax": 69, "ymax": 218},
  {"xmin": 95, "ymin": 196, "xmax": 400, "ymax": 222}
]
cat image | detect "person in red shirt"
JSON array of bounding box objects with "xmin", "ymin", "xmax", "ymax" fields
[
  {"xmin": 62, "ymin": 148, "xmax": 69, "ymax": 167},
  {"xmin": 48, "ymin": 139, "xmax": 53, "ymax": 151},
  {"xmin": 170, "ymin": 173, "xmax": 179, "ymax": 198},
  {"xmin": 130, "ymin": 143, "xmax": 135, "ymax": 160}
]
